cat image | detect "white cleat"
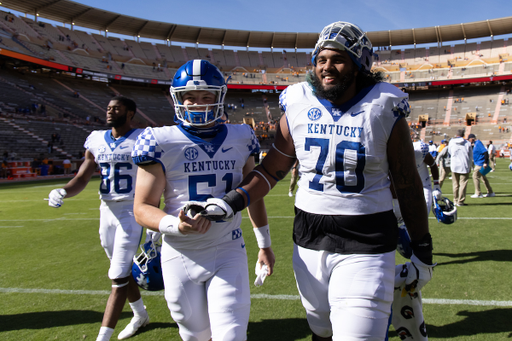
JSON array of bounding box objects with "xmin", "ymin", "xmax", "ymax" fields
[
  {"xmin": 118, "ymin": 313, "xmax": 149, "ymax": 340},
  {"xmin": 288, "ymin": 192, "xmax": 293, "ymax": 197}
]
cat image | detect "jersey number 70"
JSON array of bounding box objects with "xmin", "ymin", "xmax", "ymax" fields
[{"xmin": 305, "ymin": 137, "xmax": 366, "ymax": 193}]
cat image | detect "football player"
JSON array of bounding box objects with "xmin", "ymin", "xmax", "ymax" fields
[
  {"xmin": 131, "ymin": 59, "xmax": 275, "ymax": 341},
  {"xmin": 393, "ymin": 136, "xmax": 442, "ymax": 224},
  {"xmin": 48, "ymin": 96, "xmax": 149, "ymax": 341},
  {"xmin": 197, "ymin": 21, "xmax": 434, "ymax": 340}
]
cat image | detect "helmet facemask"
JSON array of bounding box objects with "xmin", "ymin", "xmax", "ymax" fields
[
  {"xmin": 432, "ymin": 197, "xmax": 457, "ymax": 224},
  {"xmin": 131, "ymin": 240, "xmax": 164, "ymax": 291}
]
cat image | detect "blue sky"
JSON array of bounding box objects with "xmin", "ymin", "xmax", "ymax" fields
[
  {"xmin": 70, "ymin": 0, "xmax": 510, "ymax": 33},
  {"xmin": 2, "ymin": 0, "xmax": 511, "ymax": 48}
]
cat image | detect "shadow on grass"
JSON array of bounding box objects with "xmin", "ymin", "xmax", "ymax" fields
[
  {"xmin": 434, "ymin": 249, "xmax": 512, "ymax": 266},
  {"xmin": 388, "ymin": 308, "xmax": 512, "ymax": 339},
  {"xmin": 0, "ymin": 310, "xmax": 177, "ymax": 336},
  {"xmin": 248, "ymin": 318, "xmax": 311, "ymax": 340},
  {"xmin": 390, "ymin": 308, "xmax": 512, "ymax": 339}
]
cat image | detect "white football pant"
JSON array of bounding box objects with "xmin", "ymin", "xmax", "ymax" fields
[
  {"xmin": 293, "ymin": 244, "xmax": 395, "ymax": 341},
  {"xmin": 161, "ymin": 238, "xmax": 250, "ymax": 341},
  {"xmin": 99, "ymin": 201, "xmax": 143, "ymax": 279}
]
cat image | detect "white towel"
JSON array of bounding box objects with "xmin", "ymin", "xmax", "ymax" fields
[{"xmin": 254, "ymin": 261, "xmax": 268, "ymax": 286}]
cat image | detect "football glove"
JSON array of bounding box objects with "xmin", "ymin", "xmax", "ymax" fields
[
  {"xmin": 405, "ymin": 254, "xmax": 436, "ymax": 293},
  {"xmin": 48, "ymin": 189, "xmax": 67, "ymax": 208},
  {"xmin": 182, "ymin": 201, "xmax": 207, "ymax": 218},
  {"xmin": 202, "ymin": 198, "xmax": 234, "ymax": 222},
  {"xmin": 432, "ymin": 184, "xmax": 442, "ymax": 201}
]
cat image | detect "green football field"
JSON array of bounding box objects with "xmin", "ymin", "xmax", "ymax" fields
[{"xmin": 1, "ymin": 157, "xmax": 512, "ymax": 340}]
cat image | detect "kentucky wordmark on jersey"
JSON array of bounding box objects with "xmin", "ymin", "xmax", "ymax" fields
[{"xmin": 280, "ymin": 81, "xmax": 410, "ymax": 216}]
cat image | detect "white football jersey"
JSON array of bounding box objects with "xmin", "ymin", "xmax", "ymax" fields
[
  {"xmin": 280, "ymin": 82, "xmax": 410, "ymax": 216},
  {"xmin": 413, "ymin": 141, "xmax": 432, "ymax": 188},
  {"xmin": 132, "ymin": 123, "xmax": 260, "ymax": 249},
  {"xmin": 85, "ymin": 128, "xmax": 144, "ymax": 201}
]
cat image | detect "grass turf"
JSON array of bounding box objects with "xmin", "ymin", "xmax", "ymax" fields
[{"xmin": 1, "ymin": 157, "xmax": 512, "ymax": 340}]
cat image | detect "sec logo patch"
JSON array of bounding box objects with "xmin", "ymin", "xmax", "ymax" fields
[
  {"xmin": 184, "ymin": 147, "xmax": 199, "ymax": 161},
  {"xmin": 308, "ymin": 108, "xmax": 322, "ymax": 121}
]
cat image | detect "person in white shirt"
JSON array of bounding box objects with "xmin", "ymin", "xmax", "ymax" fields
[
  {"xmin": 447, "ymin": 129, "xmax": 473, "ymax": 206},
  {"xmin": 487, "ymin": 140, "xmax": 496, "ymax": 171}
]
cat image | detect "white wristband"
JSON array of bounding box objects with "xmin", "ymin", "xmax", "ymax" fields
[
  {"xmin": 253, "ymin": 224, "xmax": 271, "ymax": 249},
  {"xmin": 158, "ymin": 215, "xmax": 182, "ymax": 236}
]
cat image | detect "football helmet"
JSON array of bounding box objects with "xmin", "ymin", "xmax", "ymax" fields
[
  {"xmin": 432, "ymin": 196, "xmax": 457, "ymax": 224},
  {"xmin": 397, "ymin": 223, "xmax": 412, "ymax": 259},
  {"xmin": 509, "ymin": 162, "xmax": 512, "ymax": 171},
  {"xmin": 311, "ymin": 21, "xmax": 373, "ymax": 73},
  {"xmin": 170, "ymin": 59, "xmax": 227, "ymax": 126},
  {"xmin": 131, "ymin": 240, "xmax": 164, "ymax": 291}
]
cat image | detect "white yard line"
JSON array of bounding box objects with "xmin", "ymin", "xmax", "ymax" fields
[
  {"xmin": 1, "ymin": 287, "xmax": 512, "ymax": 307},
  {"xmin": 2, "ymin": 216, "xmax": 512, "ymax": 224}
]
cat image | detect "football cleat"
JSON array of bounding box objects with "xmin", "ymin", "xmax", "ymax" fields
[
  {"xmin": 432, "ymin": 196, "xmax": 457, "ymax": 224},
  {"xmin": 131, "ymin": 240, "xmax": 164, "ymax": 291},
  {"xmin": 311, "ymin": 21, "xmax": 373, "ymax": 73},
  {"xmin": 118, "ymin": 311, "xmax": 149, "ymax": 340},
  {"xmin": 170, "ymin": 59, "xmax": 227, "ymax": 127}
]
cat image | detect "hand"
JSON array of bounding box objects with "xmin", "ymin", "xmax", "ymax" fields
[
  {"xmin": 254, "ymin": 247, "xmax": 275, "ymax": 286},
  {"xmin": 257, "ymin": 247, "xmax": 275, "ymax": 276},
  {"xmin": 177, "ymin": 210, "xmax": 211, "ymax": 235},
  {"xmin": 48, "ymin": 189, "xmax": 67, "ymax": 208},
  {"xmin": 432, "ymin": 185, "xmax": 442, "ymax": 201},
  {"xmin": 202, "ymin": 198, "xmax": 234, "ymax": 222},
  {"xmin": 404, "ymin": 254, "xmax": 436, "ymax": 293}
]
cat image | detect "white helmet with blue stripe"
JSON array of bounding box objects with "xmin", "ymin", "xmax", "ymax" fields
[
  {"xmin": 171, "ymin": 59, "xmax": 227, "ymax": 126},
  {"xmin": 311, "ymin": 21, "xmax": 373, "ymax": 73}
]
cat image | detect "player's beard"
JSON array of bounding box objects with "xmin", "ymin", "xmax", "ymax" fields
[
  {"xmin": 107, "ymin": 113, "xmax": 127, "ymax": 128},
  {"xmin": 307, "ymin": 68, "xmax": 356, "ymax": 103}
]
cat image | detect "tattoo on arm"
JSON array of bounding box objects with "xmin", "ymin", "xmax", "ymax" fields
[{"xmin": 275, "ymin": 170, "xmax": 287, "ymax": 180}]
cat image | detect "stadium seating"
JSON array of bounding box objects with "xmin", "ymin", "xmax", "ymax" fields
[{"xmin": 1, "ymin": 9, "xmax": 512, "ymax": 171}]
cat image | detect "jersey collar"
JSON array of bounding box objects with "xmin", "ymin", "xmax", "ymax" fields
[
  {"xmin": 316, "ymin": 84, "xmax": 375, "ymax": 122},
  {"xmin": 104, "ymin": 129, "xmax": 137, "ymax": 151},
  {"xmin": 178, "ymin": 123, "xmax": 228, "ymax": 158}
]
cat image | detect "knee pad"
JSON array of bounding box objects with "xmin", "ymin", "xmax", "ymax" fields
[{"xmin": 111, "ymin": 277, "xmax": 129, "ymax": 288}]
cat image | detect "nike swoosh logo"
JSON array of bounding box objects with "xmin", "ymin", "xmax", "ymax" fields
[
  {"xmin": 350, "ymin": 110, "xmax": 365, "ymax": 117},
  {"xmin": 222, "ymin": 147, "xmax": 233, "ymax": 153},
  {"xmin": 119, "ymin": 146, "xmax": 129, "ymax": 149}
]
